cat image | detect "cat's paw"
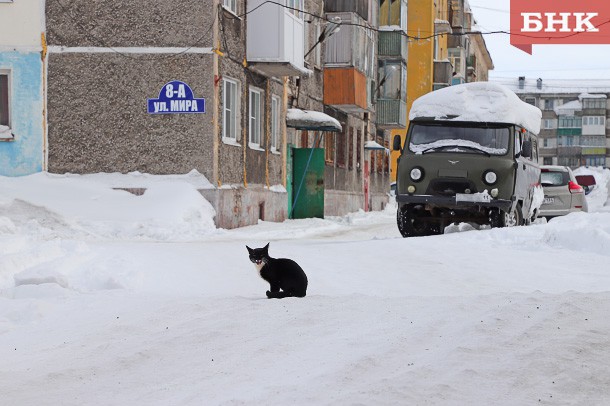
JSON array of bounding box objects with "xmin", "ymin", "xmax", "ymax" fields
[{"xmin": 266, "ymin": 290, "xmax": 272, "ymax": 298}]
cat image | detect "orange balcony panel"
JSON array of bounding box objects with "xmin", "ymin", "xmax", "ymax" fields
[{"xmin": 323, "ymin": 68, "xmax": 368, "ymax": 112}]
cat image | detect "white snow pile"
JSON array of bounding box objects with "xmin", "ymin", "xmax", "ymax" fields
[
  {"xmin": 0, "ymin": 171, "xmax": 217, "ymax": 241},
  {"xmin": 409, "ymin": 82, "xmax": 542, "ymax": 134}
]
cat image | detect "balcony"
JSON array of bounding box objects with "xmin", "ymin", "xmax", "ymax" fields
[
  {"xmin": 246, "ymin": 0, "xmax": 308, "ymax": 77},
  {"xmin": 557, "ymin": 146, "xmax": 582, "ymax": 157},
  {"xmin": 435, "ymin": 19, "xmax": 452, "ymax": 34},
  {"xmin": 324, "ymin": 0, "xmax": 372, "ymax": 23},
  {"xmin": 324, "ymin": 67, "xmax": 368, "ymax": 113},
  {"xmin": 433, "ymin": 60, "xmax": 453, "ymax": 88},
  {"xmin": 376, "ymin": 99, "xmax": 407, "ymax": 129},
  {"xmin": 582, "ymin": 147, "xmax": 607, "ymax": 155},
  {"xmin": 378, "ymin": 29, "xmax": 408, "ymax": 61},
  {"xmin": 323, "ymin": 11, "xmax": 375, "ymax": 112}
]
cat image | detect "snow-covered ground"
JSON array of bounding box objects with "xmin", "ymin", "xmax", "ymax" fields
[{"xmin": 1, "ymin": 168, "xmax": 610, "ymax": 405}]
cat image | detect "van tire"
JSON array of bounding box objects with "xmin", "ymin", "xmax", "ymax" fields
[
  {"xmin": 397, "ymin": 205, "xmax": 438, "ymax": 237},
  {"xmin": 501, "ymin": 204, "xmax": 523, "ymax": 227}
]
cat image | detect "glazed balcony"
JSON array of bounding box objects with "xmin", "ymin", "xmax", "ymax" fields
[{"xmin": 246, "ymin": 0, "xmax": 308, "ymax": 77}]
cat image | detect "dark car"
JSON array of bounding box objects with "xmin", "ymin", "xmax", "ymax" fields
[{"xmin": 575, "ymin": 174, "xmax": 596, "ymax": 195}]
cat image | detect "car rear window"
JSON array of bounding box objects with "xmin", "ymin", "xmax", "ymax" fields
[{"xmin": 541, "ymin": 171, "xmax": 569, "ymax": 186}]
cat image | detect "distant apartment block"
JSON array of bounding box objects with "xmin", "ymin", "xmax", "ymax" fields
[{"xmin": 498, "ymin": 77, "xmax": 610, "ymax": 168}]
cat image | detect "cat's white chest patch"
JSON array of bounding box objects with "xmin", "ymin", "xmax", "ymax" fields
[{"xmin": 253, "ymin": 262, "xmax": 265, "ymax": 276}]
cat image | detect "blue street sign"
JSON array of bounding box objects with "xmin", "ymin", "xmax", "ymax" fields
[{"xmin": 147, "ymin": 81, "xmax": 206, "ymax": 114}]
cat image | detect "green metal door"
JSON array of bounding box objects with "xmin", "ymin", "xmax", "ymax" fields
[{"xmin": 291, "ymin": 148, "xmax": 325, "ymax": 219}]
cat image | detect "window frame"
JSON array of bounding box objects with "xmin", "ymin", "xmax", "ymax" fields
[
  {"xmin": 248, "ymin": 87, "xmax": 263, "ymax": 149},
  {"xmin": 222, "ymin": 0, "xmax": 237, "ymax": 14},
  {"xmin": 0, "ymin": 70, "xmax": 11, "ymax": 139},
  {"xmin": 271, "ymin": 95, "xmax": 281, "ymax": 153},
  {"xmin": 287, "ymin": 0, "xmax": 303, "ymax": 19},
  {"xmin": 222, "ymin": 77, "xmax": 240, "ymax": 143}
]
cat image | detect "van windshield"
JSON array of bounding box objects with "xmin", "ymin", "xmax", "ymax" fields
[{"xmin": 409, "ymin": 124, "xmax": 510, "ymax": 156}]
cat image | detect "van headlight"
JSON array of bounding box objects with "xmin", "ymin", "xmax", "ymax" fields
[
  {"xmin": 483, "ymin": 170, "xmax": 497, "ymax": 185},
  {"xmin": 410, "ymin": 167, "xmax": 424, "ymax": 182}
]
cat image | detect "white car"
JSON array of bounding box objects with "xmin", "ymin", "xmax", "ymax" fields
[{"xmin": 539, "ymin": 165, "xmax": 588, "ymax": 219}]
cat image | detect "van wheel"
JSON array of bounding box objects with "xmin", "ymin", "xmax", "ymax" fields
[
  {"xmin": 501, "ymin": 204, "xmax": 523, "ymax": 227},
  {"xmin": 489, "ymin": 205, "xmax": 522, "ymax": 228},
  {"xmin": 397, "ymin": 205, "xmax": 438, "ymax": 237}
]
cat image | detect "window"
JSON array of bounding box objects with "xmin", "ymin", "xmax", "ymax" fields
[
  {"xmin": 0, "ymin": 72, "xmax": 11, "ymax": 140},
  {"xmin": 223, "ymin": 0, "xmax": 237, "ymax": 14},
  {"xmin": 222, "ymin": 78, "xmax": 240, "ymax": 141},
  {"xmin": 543, "ymin": 119, "xmax": 555, "ymax": 129},
  {"xmin": 336, "ymin": 129, "xmax": 346, "ymax": 168},
  {"xmin": 378, "ymin": 61, "xmax": 406, "ymax": 101},
  {"xmin": 558, "ymin": 116, "xmax": 582, "ymax": 128},
  {"xmin": 271, "ymin": 95, "xmax": 280, "ymax": 152},
  {"xmin": 583, "ymin": 99, "xmax": 606, "ymax": 109},
  {"xmin": 525, "ymin": 97, "xmax": 536, "ymax": 106},
  {"xmin": 379, "ymin": 0, "xmax": 407, "ymax": 29},
  {"xmin": 324, "ymin": 132, "xmax": 335, "ymax": 164},
  {"xmin": 287, "ymin": 0, "xmax": 302, "ymax": 18},
  {"xmin": 544, "ymin": 99, "xmax": 554, "ymax": 110},
  {"xmin": 249, "ymin": 87, "xmax": 262, "ymax": 148}
]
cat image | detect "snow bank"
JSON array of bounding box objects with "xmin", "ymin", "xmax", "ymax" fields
[
  {"xmin": 574, "ymin": 166, "xmax": 610, "ymax": 212},
  {"xmin": 0, "ymin": 172, "xmax": 217, "ymax": 241},
  {"xmin": 409, "ymin": 82, "xmax": 542, "ymax": 134}
]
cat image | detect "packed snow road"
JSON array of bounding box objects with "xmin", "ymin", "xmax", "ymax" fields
[{"xmin": 1, "ymin": 169, "xmax": 610, "ymax": 405}]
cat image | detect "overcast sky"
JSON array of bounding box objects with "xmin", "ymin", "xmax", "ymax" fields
[{"xmin": 467, "ymin": 0, "xmax": 610, "ymax": 81}]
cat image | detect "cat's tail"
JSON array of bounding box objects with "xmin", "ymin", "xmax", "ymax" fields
[{"xmin": 266, "ymin": 290, "xmax": 306, "ymax": 299}]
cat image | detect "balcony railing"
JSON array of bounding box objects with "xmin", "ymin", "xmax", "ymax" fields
[
  {"xmin": 376, "ymin": 99, "xmax": 407, "ymax": 129},
  {"xmin": 378, "ymin": 30, "xmax": 408, "ymax": 61}
]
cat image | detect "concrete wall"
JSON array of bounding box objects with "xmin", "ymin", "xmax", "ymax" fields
[
  {"xmin": 46, "ymin": 53, "xmax": 215, "ymax": 177},
  {"xmin": 45, "ymin": 0, "xmax": 216, "ymax": 177},
  {"xmin": 201, "ymin": 186, "xmax": 288, "ymax": 229}
]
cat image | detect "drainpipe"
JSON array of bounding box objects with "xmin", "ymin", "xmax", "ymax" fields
[
  {"xmin": 212, "ymin": 1, "xmax": 220, "ymax": 186},
  {"xmin": 41, "ymin": 33, "xmax": 48, "ymax": 171}
]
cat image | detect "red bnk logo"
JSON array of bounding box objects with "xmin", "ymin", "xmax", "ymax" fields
[{"xmin": 510, "ymin": 0, "xmax": 610, "ymax": 54}]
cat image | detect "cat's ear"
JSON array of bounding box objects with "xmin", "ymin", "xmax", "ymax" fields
[
  {"xmin": 246, "ymin": 246, "xmax": 253, "ymax": 254},
  {"xmin": 263, "ymin": 243, "xmax": 269, "ymax": 253}
]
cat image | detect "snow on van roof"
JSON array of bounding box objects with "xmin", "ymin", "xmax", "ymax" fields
[{"xmin": 409, "ymin": 82, "xmax": 542, "ymax": 134}]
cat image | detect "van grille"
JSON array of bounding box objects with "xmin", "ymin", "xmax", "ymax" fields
[{"xmin": 426, "ymin": 179, "xmax": 477, "ymax": 196}]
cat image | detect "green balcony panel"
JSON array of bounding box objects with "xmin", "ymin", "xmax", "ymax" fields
[
  {"xmin": 378, "ymin": 30, "xmax": 408, "ymax": 61},
  {"xmin": 376, "ymin": 99, "xmax": 407, "ymax": 129}
]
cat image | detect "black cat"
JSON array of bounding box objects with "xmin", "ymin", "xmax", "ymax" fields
[{"xmin": 246, "ymin": 243, "xmax": 308, "ymax": 299}]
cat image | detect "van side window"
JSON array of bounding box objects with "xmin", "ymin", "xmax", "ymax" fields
[
  {"xmin": 515, "ymin": 130, "xmax": 522, "ymax": 156},
  {"xmin": 531, "ymin": 139, "xmax": 538, "ymax": 161}
]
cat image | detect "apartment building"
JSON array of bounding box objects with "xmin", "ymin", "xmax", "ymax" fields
[
  {"xmin": 1, "ymin": 0, "xmax": 395, "ymax": 228},
  {"xmin": 498, "ymin": 77, "xmax": 610, "ymax": 168}
]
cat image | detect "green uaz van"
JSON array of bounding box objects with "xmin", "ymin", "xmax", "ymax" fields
[{"xmin": 393, "ymin": 82, "xmax": 543, "ymax": 237}]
